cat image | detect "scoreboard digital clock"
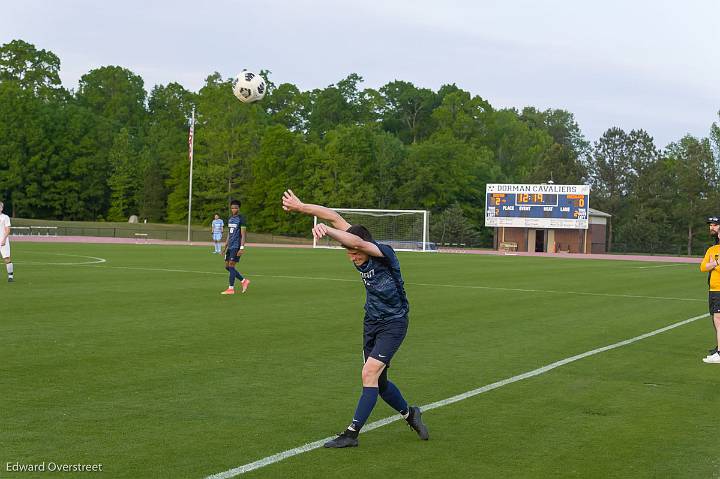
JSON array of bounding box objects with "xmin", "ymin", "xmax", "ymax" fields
[{"xmin": 484, "ymin": 183, "xmax": 590, "ymax": 229}]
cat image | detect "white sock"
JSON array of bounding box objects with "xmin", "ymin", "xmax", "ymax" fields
[{"xmin": 6, "ymin": 262, "xmax": 13, "ymax": 277}]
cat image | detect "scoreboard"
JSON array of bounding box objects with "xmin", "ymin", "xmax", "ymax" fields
[{"xmin": 485, "ymin": 183, "xmax": 590, "ymax": 229}]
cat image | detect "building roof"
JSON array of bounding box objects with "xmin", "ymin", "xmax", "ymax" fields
[{"xmin": 589, "ymin": 207, "xmax": 611, "ymax": 218}]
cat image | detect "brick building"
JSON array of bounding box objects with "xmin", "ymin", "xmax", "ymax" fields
[{"xmin": 493, "ymin": 207, "xmax": 611, "ymax": 253}]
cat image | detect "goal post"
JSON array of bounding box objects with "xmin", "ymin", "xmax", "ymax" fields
[{"xmin": 313, "ymin": 208, "xmax": 432, "ymax": 252}]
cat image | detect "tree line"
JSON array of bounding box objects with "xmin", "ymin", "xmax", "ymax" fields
[{"xmin": 1, "ymin": 39, "xmax": 718, "ymax": 254}]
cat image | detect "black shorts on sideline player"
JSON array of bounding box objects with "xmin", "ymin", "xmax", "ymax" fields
[
  {"xmin": 709, "ymin": 291, "xmax": 720, "ymax": 315},
  {"xmin": 363, "ymin": 318, "xmax": 408, "ymax": 367},
  {"xmin": 225, "ymin": 248, "xmax": 241, "ymax": 262}
]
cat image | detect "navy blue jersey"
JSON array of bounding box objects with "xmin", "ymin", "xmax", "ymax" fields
[
  {"xmin": 354, "ymin": 242, "xmax": 409, "ymax": 322},
  {"xmin": 227, "ymin": 214, "xmax": 246, "ymax": 249}
]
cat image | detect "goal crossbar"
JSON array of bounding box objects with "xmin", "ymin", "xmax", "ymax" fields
[{"xmin": 313, "ymin": 208, "xmax": 431, "ymax": 252}]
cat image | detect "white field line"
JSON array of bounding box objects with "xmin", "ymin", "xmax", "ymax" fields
[
  {"xmin": 49, "ymin": 264, "xmax": 703, "ymax": 303},
  {"xmin": 16, "ymin": 253, "xmax": 107, "ymax": 265},
  {"xmin": 204, "ymin": 312, "xmax": 709, "ymax": 478},
  {"xmin": 407, "ymin": 282, "xmax": 703, "ymax": 303},
  {"xmin": 633, "ymin": 264, "xmax": 690, "ymax": 270}
]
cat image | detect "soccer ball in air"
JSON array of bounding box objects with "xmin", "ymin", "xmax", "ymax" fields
[{"xmin": 232, "ymin": 70, "xmax": 266, "ymax": 103}]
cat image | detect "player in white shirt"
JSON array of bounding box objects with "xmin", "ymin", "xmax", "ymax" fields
[{"xmin": 0, "ymin": 201, "xmax": 14, "ymax": 282}]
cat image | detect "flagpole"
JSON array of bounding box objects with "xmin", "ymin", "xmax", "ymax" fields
[{"xmin": 187, "ymin": 106, "xmax": 195, "ymax": 242}]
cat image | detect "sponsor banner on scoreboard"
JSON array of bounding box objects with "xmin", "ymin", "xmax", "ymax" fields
[{"xmin": 485, "ymin": 183, "xmax": 590, "ymax": 230}]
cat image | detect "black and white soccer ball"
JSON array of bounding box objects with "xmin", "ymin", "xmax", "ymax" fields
[{"xmin": 232, "ymin": 70, "xmax": 266, "ymax": 103}]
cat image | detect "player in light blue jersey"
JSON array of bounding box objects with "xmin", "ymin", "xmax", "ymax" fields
[
  {"xmin": 221, "ymin": 200, "xmax": 250, "ymax": 295},
  {"xmin": 210, "ymin": 214, "xmax": 224, "ymax": 254}
]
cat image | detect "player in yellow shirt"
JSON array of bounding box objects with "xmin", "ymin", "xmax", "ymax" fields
[{"xmin": 700, "ymin": 215, "xmax": 720, "ymax": 363}]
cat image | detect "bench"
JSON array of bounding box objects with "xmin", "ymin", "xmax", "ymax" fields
[
  {"xmin": 32, "ymin": 226, "xmax": 58, "ymax": 236},
  {"xmin": 134, "ymin": 233, "xmax": 149, "ymax": 244},
  {"xmin": 499, "ymin": 241, "xmax": 518, "ymax": 253},
  {"xmin": 11, "ymin": 226, "xmax": 58, "ymax": 236},
  {"xmin": 10, "ymin": 226, "xmax": 31, "ymax": 236}
]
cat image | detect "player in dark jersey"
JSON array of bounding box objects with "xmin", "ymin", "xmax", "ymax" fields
[
  {"xmin": 282, "ymin": 189, "xmax": 428, "ymax": 448},
  {"xmin": 221, "ymin": 200, "xmax": 250, "ymax": 295}
]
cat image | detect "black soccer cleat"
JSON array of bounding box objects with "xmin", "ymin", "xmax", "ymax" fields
[
  {"xmin": 324, "ymin": 430, "xmax": 358, "ymax": 448},
  {"xmin": 7, "ymin": 277, "xmax": 13, "ymax": 283},
  {"xmin": 406, "ymin": 406, "xmax": 429, "ymax": 440}
]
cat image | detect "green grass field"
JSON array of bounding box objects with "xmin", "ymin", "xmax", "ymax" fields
[{"xmin": 1, "ymin": 242, "xmax": 717, "ymax": 478}]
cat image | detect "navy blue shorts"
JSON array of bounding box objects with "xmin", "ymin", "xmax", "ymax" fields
[
  {"xmin": 225, "ymin": 248, "xmax": 241, "ymax": 263},
  {"xmin": 363, "ymin": 318, "xmax": 408, "ymax": 367}
]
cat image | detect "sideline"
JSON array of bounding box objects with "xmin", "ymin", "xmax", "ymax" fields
[
  {"xmin": 61, "ymin": 264, "xmax": 704, "ymax": 303},
  {"xmin": 12, "ymin": 236, "xmax": 700, "ymax": 263}
]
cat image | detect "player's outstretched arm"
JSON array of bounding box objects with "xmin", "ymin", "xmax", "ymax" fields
[
  {"xmin": 282, "ymin": 189, "xmax": 351, "ymax": 231},
  {"xmin": 312, "ymin": 223, "xmax": 383, "ymax": 257}
]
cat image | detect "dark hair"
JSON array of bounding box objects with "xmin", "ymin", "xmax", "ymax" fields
[
  {"xmin": 230, "ymin": 199, "xmax": 241, "ymax": 207},
  {"xmin": 346, "ymin": 224, "xmax": 373, "ymax": 242}
]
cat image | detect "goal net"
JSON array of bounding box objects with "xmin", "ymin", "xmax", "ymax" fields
[{"xmin": 313, "ymin": 208, "xmax": 431, "ymax": 252}]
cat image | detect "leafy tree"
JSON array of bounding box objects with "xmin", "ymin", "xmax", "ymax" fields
[
  {"xmin": 107, "ymin": 128, "xmax": 139, "ymax": 221},
  {"xmin": 263, "ymin": 82, "xmax": 309, "ymax": 132},
  {"xmin": 587, "ymin": 127, "xmax": 633, "ymax": 250},
  {"xmin": 711, "ymin": 110, "xmax": 720, "ymax": 161},
  {"xmin": 380, "ymin": 81, "xmax": 438, "ymax": 144},
  {"xmin": 245, "ymin": 125, "xmax": 307, "ymax": 234},
  {"xmin": 305, "ymin": 73, "xmax": 381, "ymax": 139},
  {"xmin": 432, "ymin": 89, "xmax": 492, "ymax": 143},
  {"xmin": 141, "ymin": 82, "xmax": 196, "ymax": 221},
  {"xmin": 167, "ymin": 72, "xmax": 266, "ymax": 224},
  {"xmin": 665, "ymin": 135, "xmax": 717, "ymax": 255},
  {"xmin": 431, "ymin": 203, "xmax": 481, "ymax": 246},
  {"xmin": 0, "ymin": 39, "xmax": 62, "ymax": 97},
  {"xmin": 398, "ymin": 131, "xmax": 496, "ymax": 224},
  {"xmin": 0, "ymin": 81, "xmax": 31, "ymax": 216},
  {"xmin": 76, "ymin": 66, "xmax": 147, "ymax": 131},
  {"xmin": 520, "ymin": 107, "xmax": 589, "ymax": 183},
  {"xmin": 610, "ymin": 131, "xmax": 666, "ymax": 252}
]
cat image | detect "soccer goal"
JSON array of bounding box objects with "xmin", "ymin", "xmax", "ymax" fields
[{"xmin": 313, "ymin": 208, "xmax": 433, "ymax": 252}]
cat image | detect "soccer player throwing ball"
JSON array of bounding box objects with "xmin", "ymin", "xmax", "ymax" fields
[
  {"xmin": 221, "ymin": 200, "xmax": 250, "ymax": 295},
  {"xmin": 282, "ymin": 189, "xmax": 428, "ymax": 448}
]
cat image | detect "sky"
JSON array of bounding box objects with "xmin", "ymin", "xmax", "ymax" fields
[{"xmin": 2, "ymin": 0, "xmax": 719, "ymax": 148}]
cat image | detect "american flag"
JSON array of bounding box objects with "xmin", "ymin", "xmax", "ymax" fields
[{"xmin": 188, "ymin": 117, "xmax": 195, "ymax": 163}]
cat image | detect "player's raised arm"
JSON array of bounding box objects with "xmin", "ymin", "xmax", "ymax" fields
[
  {"xmin": 282, "ymin": 189, "xmax": 351, "ymax": 231},
  {"xmin": 312, "ymin": 223, "xmax": 383, "ymax": 257}
]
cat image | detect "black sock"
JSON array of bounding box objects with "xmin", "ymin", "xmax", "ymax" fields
[{"xmin": 406, "ymin": 407, "xmax": 414, "ymax": 421}]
